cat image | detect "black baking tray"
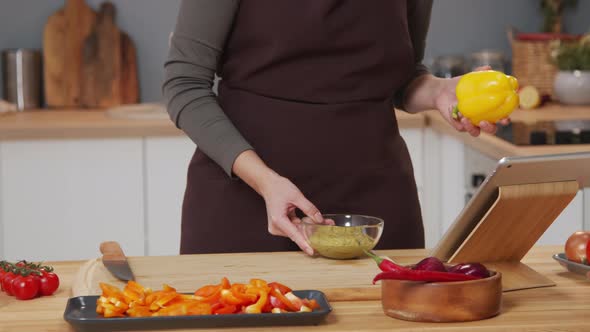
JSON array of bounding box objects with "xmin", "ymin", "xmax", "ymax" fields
[{"xmin": 64, "ymin": 290, "xmax": 332, "ymax": 332}]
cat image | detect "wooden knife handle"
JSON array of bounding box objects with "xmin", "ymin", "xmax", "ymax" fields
[{"xmin": 100, "ymin": 241, "xmax": 126, "ymax": 261}]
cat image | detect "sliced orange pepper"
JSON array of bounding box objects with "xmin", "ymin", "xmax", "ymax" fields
[
  {"xmin": 244, "ymin": 287, "xmax": 268, "ymax": 314},
  {"xmin": 126, "ymin": 305, "xmax": 152, "ymax": 317},
  {"xmin": 220, "ymin": 289, "xmax": 246, "ymax": 306},
  {"xmin": 194, "ymin": 284, "xmax": 218, "ymax": 298},
  {"xmin": 99, "ymin": 283, "xmax": 125, "ymax": 302},
  {"xmin": 194, "ymin": 277, "xmax": 230, "ymax": 304},
  {"xmin": 212, "ymin": 302, "xmax": 238, "ymax": 315},
  {"xmin": 187, "ymin": 302, "xmax": 212, "ymax": 315},
  {"xmin": 249, "ymin": 279, "xmax": 269, "ymax": 289},
  {"xmin": 153, "ymin": 302, "xmax": 191, "ymax": 317},
  {"xmin": 163, "ymin": 284, "xmax": 176, "ymax": 293},
  {"xmin": 150, "ymin": 292, "xmax": 180, "ymax": 311},
  {"xmin": 101, "ymin": 302, "xmax": 126, "ymax": 318}
]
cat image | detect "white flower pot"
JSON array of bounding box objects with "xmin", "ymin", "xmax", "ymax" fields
[{"xmin": 553, "ymin": 70, "xmax": 590, "ymax": 105}]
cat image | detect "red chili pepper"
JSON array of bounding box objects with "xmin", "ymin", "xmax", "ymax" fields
[
  {"xmin": 372, "ymin": 269, "xmax": 480, "ymax": 284},
  {"xmin": 364, "ymin": 250, "xmax": 406, "ymax": 272}
]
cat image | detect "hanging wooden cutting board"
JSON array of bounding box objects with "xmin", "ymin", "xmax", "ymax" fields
[
  {"xmin": 80, "ymin": 2, "xmax": 122, "ymax": 108},
  {"xmin": 43, "ymin": 0, "xmax": 96, "ymax": 108},
  {"xmin": 120, "ymin": 32, "xmax": 139, "ymax": 105},
  {"xmin": 43, "ymin": 0, "xmax": 139, "ymax": 109}
]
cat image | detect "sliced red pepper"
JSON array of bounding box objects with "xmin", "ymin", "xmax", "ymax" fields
[
  {"xmin": 194, "ymin": 277, "xmax": 231, "ymax": 304},
  {"xmin": 269, "ymin": 288, "xmax": 299, "ymax": 312},
  {"xmin": 268, "ymin": 282, "xmax": 292, "ymax": 295},
  {"xmin": 302, "ymin": 298, "xmax": 320, "ymax": 310},
  {"xmin": 372, "ymin": 269, "xmax": 479, "ymax": 283}
]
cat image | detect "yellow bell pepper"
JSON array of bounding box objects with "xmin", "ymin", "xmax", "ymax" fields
[{"xmin": 452, "ymin": 70, "xmax": 519, "ymax": 125}]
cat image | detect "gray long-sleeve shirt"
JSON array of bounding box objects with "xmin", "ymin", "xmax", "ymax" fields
[{"xmin": 163, "ymin": 0, "xmax": 433, "ymax": 177}]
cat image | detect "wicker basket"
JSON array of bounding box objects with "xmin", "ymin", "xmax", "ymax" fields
[{"xmin": 509, "ymin": 27, "xmax": 579, "ymax": 97}]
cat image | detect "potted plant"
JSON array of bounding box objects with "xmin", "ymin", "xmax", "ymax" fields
[{"xmin": 552, "ymin": 35, "xmax": 590, "ymax": 105}]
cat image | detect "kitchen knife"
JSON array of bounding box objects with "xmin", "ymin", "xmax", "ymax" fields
[{"xmin": 99, "ymin": 241, "xmax": 136, "ymax": 282}]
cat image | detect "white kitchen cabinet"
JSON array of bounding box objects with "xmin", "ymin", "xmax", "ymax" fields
[
  {"xmin": 421, "ymin": 129, "xmax": 442, "ymax": 248},
  {"xmin": 0, "ymin": 139, "xmax": 145, "ymax": 261},
  {"xmin": 144, "ymin": 137, "xmax": 195, "ymax": 256},
  {"xmin": 439, "ymin": 134, "xmax": 467, "ymax": 235}
]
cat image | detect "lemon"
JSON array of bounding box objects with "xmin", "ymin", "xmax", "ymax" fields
[{"xmin": 519, "ymin": 86, "xmax": 541, "ymax": 109}]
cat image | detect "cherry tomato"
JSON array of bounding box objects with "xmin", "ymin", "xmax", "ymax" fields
[
  {"xmin": 565, "ymin": 231, "xmax": 590, "ymax": 264},
  {"xmin": 11, "ymin": 275, "xmax": 40, "ymax": 300},
  {"xmin": 39, "ymin": 271, "xmax": 60, "ymax": 296},
  {"xmin": 2, "ymin": 272, "xmax": 18, "ymax": 296},
  {"xmin": 586, "ymin": 239, "xmax": 590, "ymax": 266}
]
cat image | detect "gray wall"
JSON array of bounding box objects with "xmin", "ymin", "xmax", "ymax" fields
[{"xmin": 1, "ymin": 0, "xmax": 589, "ymax": 104}]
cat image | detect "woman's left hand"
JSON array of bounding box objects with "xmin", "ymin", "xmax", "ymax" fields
[{"xmin": 434, "ymin": 67, "xmax": 510, "ymax": 137}]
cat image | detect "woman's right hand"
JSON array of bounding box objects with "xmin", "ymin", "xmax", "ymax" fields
[
  {"xmin": 232, "ymin": 150, "xmax": 325, "ymax": 255},
  {"xmin": 259, "ymin": 173, "xmax": 325, "ymax": 255}
]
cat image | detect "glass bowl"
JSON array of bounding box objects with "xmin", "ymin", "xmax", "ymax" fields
[{"xmin": 302, "ymin": 214, "xmax": 384, "ymax": 259}]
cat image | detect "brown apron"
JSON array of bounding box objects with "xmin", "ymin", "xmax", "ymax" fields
[{"xmin": 180, "ymin": 0, "xmax": 424, "ymax": 254}]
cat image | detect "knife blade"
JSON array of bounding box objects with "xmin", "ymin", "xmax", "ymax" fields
[{"xmin": 99, "ymin": 241, "xmax": 135, "ymax": 282}]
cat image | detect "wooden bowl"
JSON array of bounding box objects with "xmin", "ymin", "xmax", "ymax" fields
[{"xmin": 381, "ymin": 271, "xmax": 502, "ymax": 323}]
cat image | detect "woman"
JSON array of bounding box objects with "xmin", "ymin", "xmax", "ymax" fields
[{"xmin": 163, "ymin": 0, "xmax": 504, "ymax": 255}]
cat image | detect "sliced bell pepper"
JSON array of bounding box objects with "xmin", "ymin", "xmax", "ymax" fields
[
  {"xmin": 211, "ymin": 302, "xmax": 238, "ymax": 315},
  {"xmin": 302, "ymin": 298, "xmax": 320, "ymax": 310},
  {"xmin": 99, "ymin": 282, "xmax": 126, "ymax": 302},
  {"xmin": 187, "ymin": 302, "xmax": 212, "ymax": 315},
  {"xmin": 268, "ymin": 282, "xmax": 292, "ymax": 295},
  {"xmin": 194, "ymin": 277, "xmax": 231, "ymax": 304},
  {"xmin": 126, "ymin": 305, "xmax": 152, "ymax": 317},
  {"xmin": 230, "ymin": 284, "xmax": 257, "ymax": 303},
  {"xmin": 269, "ymin": 288, "xmax": 299, "ymax": 312},
  {"xmin": 244, "ymin": 287, "xmax": 268, "ymax": 314}
]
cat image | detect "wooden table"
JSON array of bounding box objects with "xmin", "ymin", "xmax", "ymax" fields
[{"xmin": 0, "ymin": 246, "xmax": 588, "ymax": 332}]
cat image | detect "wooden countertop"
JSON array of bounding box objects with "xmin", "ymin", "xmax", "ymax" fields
[
  {"xmin": 0, "ymin": 108, "xmax": 184, "ymax": 140},
  {"xmin": 0, "ymin": 108, "xmax": 426, "ymax": 141},
  {"xmin": 1, "ymin": 104, "xmax": 590, "ymax": 160},
  {"xmin": 426, "ymin": 104, "xmax": 590, "ymax": 160},
  {"xmin": 0, "ymin": 246, "xmax": 588, "ymax": 331}
]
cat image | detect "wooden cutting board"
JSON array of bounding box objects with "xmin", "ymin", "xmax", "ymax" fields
[
  {"xmin": 43, "ymin": 0, "xmax": 139, "ymax": 108},
  {"xmin": 43, "ymin": 0, "xmax": 96, "ymax": 108},
  {"xmin": 70, "ymin": 250, "xmax": 436, "ymax": 302}
]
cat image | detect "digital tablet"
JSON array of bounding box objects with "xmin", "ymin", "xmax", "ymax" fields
[{"xmin": 431, "ymin": 151, "xmax": 590, "ymax": 261}]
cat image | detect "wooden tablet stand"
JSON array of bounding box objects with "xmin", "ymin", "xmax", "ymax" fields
[{"xmin": 442, "ymin": 181, "xmax": 579, "ymax": 292}]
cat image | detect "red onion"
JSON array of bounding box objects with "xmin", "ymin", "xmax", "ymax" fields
[
  {"xmin": 448, "ymin": 263, "xmax": 490, "ymax": 278},
  {"xmin": 413, "ymin": 257, "xmax": 447, "ymax": 272}
]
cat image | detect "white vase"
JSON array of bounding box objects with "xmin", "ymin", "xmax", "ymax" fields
[{"xmin": 553, "ymin": 70, "xmax": 590, "ymax": 105}]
